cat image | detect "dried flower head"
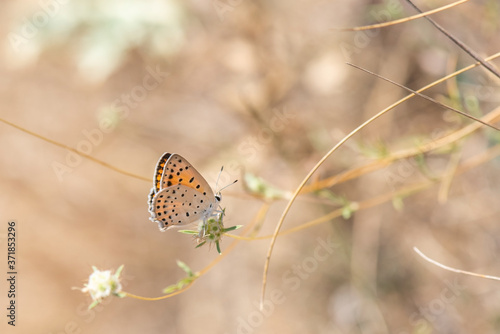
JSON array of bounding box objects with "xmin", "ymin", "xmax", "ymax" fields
[
  {"xmin": 80, "ymin": 265, "xmax": 125, "ymax": 309},
  {"xmin": 179, "ymin": 209, "xmax": 241, "ymax": 254}
]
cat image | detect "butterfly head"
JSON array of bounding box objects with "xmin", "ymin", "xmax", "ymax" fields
[{"xmin": 214, "ymin": 177, "xmax": 237, "ymax": 207}]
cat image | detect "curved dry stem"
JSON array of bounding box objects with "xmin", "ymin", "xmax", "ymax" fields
[
  {"xmin": 338, "ymin": 0, "xmax": 470, "ymax": 32},
  {"xmin": 437, "ymin": 145, "xmax": 463, "ymax": 203},
  {"xmin": 406, "ymin": 0, "xmax": 500, "ymax": 79},
  {"xmin": 414, "ymin": 247, "xmax": 500, "ymax": 282},
  {"xmin": 302, "ymin": 52, "xmax": 500, "ymax": 192},
  {"xmin": 295, "ymin": 141, "xmax": 500, "ymax": 231},
  {"xmin": 121, "ymin": 202, "xmax": 269, "ymax": 301},
  {"xmin": 304, "ymin": 108, "xmax": 500, "ymax": 192},
  {"xmin": 0, "ymin": 117, "xmax": 149, "ymax": 182},
  {"xmin": 298, "ymin": 138, "xmax": 500, "ymax": 231},
  {"xmin": 348, "ymin": 62, "xmax": 500, "ymax": 132},
  {"xmin": 260, "ymin": 104, "xmax": 393, "ymax": 308},
  {"xmin": 260, "ymin": 52, "xmax": 500, "ymax": 307},
  {"xmin": 239, "ymin": 141, "xmax": 500, "ymax": 245},
  {"xmin": 123, "ymin": 283, "xmax": 194, "ymax": 301}
]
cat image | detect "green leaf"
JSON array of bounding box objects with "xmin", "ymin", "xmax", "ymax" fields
[
  {"xmin": 216, "ymin": 241, "xmax": 221, "ymax": 254},
  {"xmin": 223, "ymin": 225, "xmax": 242, "ymax": 232},
  {"xmin": 316, "ymin": 190, "xmax": 346, "ymax": 206},
  {"xmin": 178, "ymin": 230, "xmax": 198, "ymax": 235},
  {"xmin": 357, "ymin": 139, "xmax": 389, "ymax": 159},
  {"xmin": 115, "ymin": 292, "xmax": 127, "ymax": 298},
  {"xmin": 179, "ymin": 276, "xmax": 196, "ymax": 286},
  {"xmin": 392, "ymin": 196, "xmax": 404, "ymax": 211},
  {"xmin": 341, "ymin": 206, "xmax": 352, "ymax": 219},
  {"xmin": 88, "ymin": 300, "xmax": 100, "ymax": 310},
  {"xmin": 176, "ymin": 260, "xmax": 193, "ymax": 277},
  {"xmin": 115, "ymin": 265, "xmax": 124, "ymax": 277},
  {"xmin": 163, "ymin": 283, "xmax": 181, "ymax": 294},
  {"xmin": 195, "ymin": 241, "xmax": 206, "ymax": 249},
  {"xmin": 244, "ymin": 173, "xmax": 286, "ymax": 200},
  {"xmin": 163, "ymin": 275, "xmax": 198, "ymax": 294}
]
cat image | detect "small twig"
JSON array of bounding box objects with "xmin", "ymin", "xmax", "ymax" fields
[
  {"xmin": 260, "ymin": 54, "xmax": 500, "ymax": 309},
  {"xmin": 338, "ymin": 0, "xmax": 470, "ymax": 32},
  {"xmin": 346, "ymin": 62, "xmax": 500, "ymax": 132},
  {"xmin": 406, "ymin": 0, "xmax": 500, "ymax": 80},
  {"xmin": 0, "ymin": 117, "xmax": 149, "ymax": 182},
  {"xmin": 414, "ymin": 247, "xmax": 500, "ymax": 282},
  {"xmin": 437, "ymin": 146, "xmax": 463, "ymax": 203},
  {"xmin": 260, "ymin": 92, "xmax": 394, "ymax": 309}
]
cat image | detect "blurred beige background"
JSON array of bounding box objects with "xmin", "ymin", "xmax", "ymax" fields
[{"xmin": 1, "ymin": 0, "xmax": 500, "ymax": 333}]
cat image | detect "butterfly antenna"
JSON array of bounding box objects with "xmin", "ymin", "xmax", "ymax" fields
[
  {"xmin": 215, "ymin": 166, "xmax": 224, "ymax": 191},
  {"xmin": 215, "ymin": 166, "xmax": 238, "ymax": 193},
  {"xmin": 219, "ymin": 179, "xmax": 238, "ymax": 193}
]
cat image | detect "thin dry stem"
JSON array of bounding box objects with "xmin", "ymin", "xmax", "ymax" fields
[
  {"xmin": 338, "ymin": 0, "xmax": 470, "ymax": 32},
  {"xmin": 124, "ymin": 286, "xmax": 192, "ymax": 301},
  {"xmin": 0, "ymin": 117, "xmax": 149, "ymax": 182},
  {"xmin": 414, "ymin": 247, "xmax": 500, "ymax": 282},
  {"xmin": 237, "ymin": 141, "xmax": 500, "ymax": 242},
  {"xmin": 260, "ymin": 53, "xmax": 500, "ymax": 307},
  {"xmin": 348, "ymin": 63, "xmax": 500, "ymax": 132},
  {"xmin": 260, "ymin": 105, "xmax": 397, "ymax": 308},
  {"xmin": 437, "ymin": 145, "xmax": 463, "ymax": 203},
  {"xmin": 123, "ymin": 202, "xmax": 268, "ymax": 301},
  {"xmin": 406, "ymin": 0, "xmax": 500, "ymax": 79},
  {"xmin": 302, "ymin": 51, "xmax": 500, "ymax": 192}
]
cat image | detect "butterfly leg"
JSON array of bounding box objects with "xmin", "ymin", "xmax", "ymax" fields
[
  {"xmin": 212, "ymin": 205, "xmax": 225, "ymax": 219},
  {"xmin": 198, "ymin": 218, "xmax": 209, "ymax": 239}
]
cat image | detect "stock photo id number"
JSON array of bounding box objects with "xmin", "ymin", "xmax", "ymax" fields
[{"xmin": 6, "ymin": 220, "xmax": 17, "ymax": 327}]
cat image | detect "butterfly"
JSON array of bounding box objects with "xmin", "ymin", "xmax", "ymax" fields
[{"xmin": 148, "ymin": 153, "xmax": 222, "ymax": 232}]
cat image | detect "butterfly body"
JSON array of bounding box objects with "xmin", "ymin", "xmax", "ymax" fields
[{"xmin": 148, "ymin": 153, "xmax": 221, "ymax": 231}]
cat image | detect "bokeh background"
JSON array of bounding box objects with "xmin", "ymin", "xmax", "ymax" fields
[{"xmin": 1, "ymin": 0, "xmax": 500, "ymax": 333}]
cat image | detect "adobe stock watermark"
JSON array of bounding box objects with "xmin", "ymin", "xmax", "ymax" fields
[
  {"xmin": 384, "ymin": 128, "xmax": 447, "ymax": 191},
  {"xmin": 397, "ymin": 277, "xmax": 466, "ymax": 334},
  {"xmin": 212, "ymin": 0, "xmax": 244, "ymax": 22},
  {"xmin": 215, "ymin": 105, "xmax": 296, "ymax": 186},
  {"xmin": 51, "ymin": 65, "xmax": 169, "ymax": 182},
  {"xmin": 473, "ymin": 73, "xmax": 500, "ymax": 103},
  {"xmin": 230, "ymin": 236, "xmax": 339, "ymax": 334},
  {"xmin": 7, "ymin": 0, "xmax": 70, "ymax": 52},
  {"xmin": 237, "ymin": 107, "xmax": 295, "ymax": 162},
  {"xmin": 339, "ymin": 0, "xmax": 402, "ymax": 61}
]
